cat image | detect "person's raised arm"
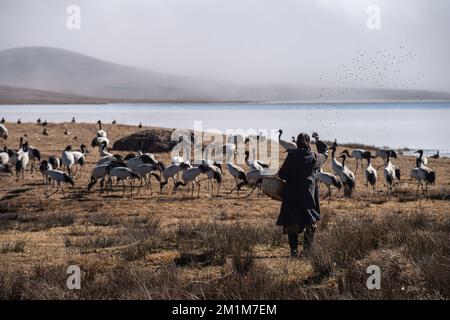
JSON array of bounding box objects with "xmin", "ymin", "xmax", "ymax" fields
[{"xmin": 312, "ymin": 132, "xmax": 328, "ymax": 169}]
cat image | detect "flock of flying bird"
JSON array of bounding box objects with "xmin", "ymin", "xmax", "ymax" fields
[{"xmin": 0, "ymin": 119, "xmax": 439, "ymax": 200}]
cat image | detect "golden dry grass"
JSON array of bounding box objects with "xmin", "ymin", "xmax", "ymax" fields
[{"xmin": 0, "ymin": 122, "xmax": 449, "ymax": 299}]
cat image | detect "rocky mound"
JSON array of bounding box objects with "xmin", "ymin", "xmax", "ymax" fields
[{"xmin": 112, "ymin": 128, "xmax": 179, "ymax": 153}]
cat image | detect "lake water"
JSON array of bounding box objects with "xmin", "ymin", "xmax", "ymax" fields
[{"xmin": 1, "ymin": 102, "xmax": 449, "ymax": 156}]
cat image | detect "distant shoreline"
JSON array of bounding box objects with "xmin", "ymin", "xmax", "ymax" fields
[
  {"xmin": 1, "ymin": 99, "xmax": 450, "ymax": 106},
  {"xmin": 1, "ymin": 120, "xmax": 448, "ymax": 158}
]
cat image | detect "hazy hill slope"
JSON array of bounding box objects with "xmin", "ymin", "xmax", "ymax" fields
[
  {"xmin": 0, "ymin": 46, "xmax": 449, "ymax": 103},
  {"xmin": 0, "ymin": 84, "xmax": 108, "ymax": 104},
  {"xmin": 0, "ymin": 47, "xmax": 217, "ymax": 100}
]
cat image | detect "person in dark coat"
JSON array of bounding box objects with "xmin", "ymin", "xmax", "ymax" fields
[{"xmin": 276, "ymin": 132, "xmax": 328, "ymax": 257}]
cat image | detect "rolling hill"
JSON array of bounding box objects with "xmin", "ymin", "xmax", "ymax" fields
[{"xmin": 0, "ymin": 46, "xmax": 449, "ymax": 103}]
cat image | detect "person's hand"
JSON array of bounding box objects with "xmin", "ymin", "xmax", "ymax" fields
[
  {"xmin": 311, "ymin": 132, "xmax": 320, "ymax": 141},
  {"xmin": 315, "ymin": 139, "xmax": 328, "ymax": 156}
]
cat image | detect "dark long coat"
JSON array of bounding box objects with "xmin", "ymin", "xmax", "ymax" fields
[{"xmin": 276, "ymin": 146, "xmax": 327, "ymax": 230}]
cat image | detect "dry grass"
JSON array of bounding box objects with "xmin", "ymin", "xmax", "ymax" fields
[
  {"xmin": 0, "ymin": 122, "xmax": 449, "ymax": 300},
  {"xmin": 0, "ymin": 239, "xmax": 28, "ymax": 254}
]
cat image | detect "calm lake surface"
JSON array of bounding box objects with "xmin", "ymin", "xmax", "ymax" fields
[{"xmin": 1, "ymin": 102, "xmax": 449, "ymax": 156}]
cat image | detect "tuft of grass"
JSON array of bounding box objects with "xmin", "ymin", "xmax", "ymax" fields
[
  {"xmin": 64, "ymin": 231, "xmax": 122, "ymax": 252},
  {"xmin": 86, "ymin": 213, "xmax": 119, "ymax": 226},
  {"xmin": 17, "ymin": 213, "xmax": 75, "ymax": 231},
  {"xmin": 121, "ymin": 239, "xmax": 162, "ymax": 261},
  {"xmin": 0, "ymin": 239, "xmax": 29, "ymax": 254}
]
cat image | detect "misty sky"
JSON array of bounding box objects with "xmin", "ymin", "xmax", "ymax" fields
[{"xmin": 0, "ymin": 0, "xmax": 449, "ymax": 92}]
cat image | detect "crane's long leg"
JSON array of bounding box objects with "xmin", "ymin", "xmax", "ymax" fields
[
  {"xmin": 228, "ymin": 177, "xmax": 238, "ymax": 194},
  {"xmin": 245, "ymin": 185, "xmax": 256, "ymax": 197},
  {"xmin": 197, "ymin": 181, "xmax": 201, "ymax": 198},
  {"xmin": 130, "ymin": 179, "xmax": 134, "ymax": 198},
  {"xmin": 148, "ymin": 175, "xmax": 153, "ymax": 195},
  {"xmin": 60, "ymin": 183, "xmax": 66, "ymax": 198},
  {"xmin": 46, "ymin": 182, "xmax": 59, "ymax": 198},
  {"xmin": 136, "ymin": 177, "xmax": 143, "ymax": 195}
]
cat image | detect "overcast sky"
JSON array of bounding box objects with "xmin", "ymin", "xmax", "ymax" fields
[{"xmin": 0, "ymin": 0, "xmax": 449, "ymax": 92}]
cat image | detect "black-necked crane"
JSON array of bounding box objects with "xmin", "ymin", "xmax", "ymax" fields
[
  {"xmin": 106, "ymin": 166, "xmax": 140, "ymax": 197},
  {"xmin": 91, "ymin": 136, "xmax": 110, "ymax": 152},
  {"xmin": 134, "ymin": 163, "xmax": 162, "ymax": 195},
  {"xmin": 99, "ymin": 142, "xmax": 114, "ymax": 158},
  {"xmin": 430, "ymin": 150, "xmax": 439, "ymax": 159},
  {"xmin": 23, "ymin": 141, "xmax": 41, "ymax": 175},
  {"xmin": 316, "ymin": 168, "xmax": 342, "ymax": 203},
  {"xmin": 277, "ymin": 129, "xmax": 296, "ymax": 151},
  {"xmin": 39, "ymin": 160, "xmax": 52, "ymax": 183},
  {"xmin": 96, "ymin": 120, "xmax": 107, "ymax": 138},
  {"xmin": 383, "ymin": 151, "xmax": 398, "ymax": 196},
  {"xmin": 173, "ymin": 164, "xmax": 210, "ymax": 198},
  {"xmin": 237, "ymin": 167, "xmax": 265, "ymax": 197},
  {"xmin": 0, "ymin": 118, "xmax": 5, "ymax": 124},
  {"xmin": 48, "ymin": 156, "xmax": 62, "ymax": 170},
  {"xmin": 337, "ymin": 153, "xmax": 356, "ymax": 197},
  {"xmin": 0, "ymin": 124, "xmax": 8, "ymax": 145},
  {"xmin": 61, "ymin": 145, "xmax": 75, "ymax": 176},
  {"xmin": 87, "ymin": 162, "xmax": 124, "ymax": 192},
  {"xmin": 227, "ymin": 156, "xmax": 247, "ymax": 195},
  {"xmin": 97, "ymin": 154, "xmax": 126, "ymax": 166},
  {"xmin": 15, "ymin": 138, "xmax": 29, "ymax": 180},
  {"xmin": 415, "ymin": 149, "xmax": 428, "ymax": 166},
  {"xmin": 45, "ymin": 170, "xmax": 74, "ymax": 198},
  {"xmin": 363, "ymin": 151, "xmax": 377, "ymax": 189},
  {"xmin": 71, "ymin": 144, "xmax": 88, "ymax": 175},
  {"xmin": 410, "ymin": 157, "xmax": 435, "ymax": 192},
  {"xmin": 331, "ymin": 143, "xmax": 354, "ymax": 197},
  {"xmin": 376, "ymin": 149, "xmax": 398, "ymax": 160},
  {"xmin": 244, "ymin": 149, "xmax": 269, "ymax": 171},
  {"xmin": 17, "ymin": 118, "xmax": 21, "ymax": 124},
  {"xmin": 203, "ymin": 161, "xmax": 223, "ymax": 196},
  {"xmin": 126, "ymin": 154, "xmax": 164, "ymax": 173},
  {"xmin": 341, "ymin": 149, "xmax": 366, "ymax": 175},
  {"xmin": 160, "ymin": 162, "xmax": 191, "ymax": 192},
  {"xmin": 71, "ymin": 117, "xmax": 76, "ymax": 123},
  {"xmin": 202, "ymin": 144, "xmax": 223, "ymax": 195}
]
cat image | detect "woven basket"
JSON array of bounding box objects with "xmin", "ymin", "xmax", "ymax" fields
[{"xmin": 262, "ymin": 176, "xmax": 285, "ymax": 201}]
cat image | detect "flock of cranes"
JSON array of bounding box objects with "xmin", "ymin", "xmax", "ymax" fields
[
  {"xmin": 315, "ymin": 138, "xmax": 436, "ymax": 202},
  {"xmin": 0, "ymin": 120, "xmax": 440, "ymax": 201}
]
